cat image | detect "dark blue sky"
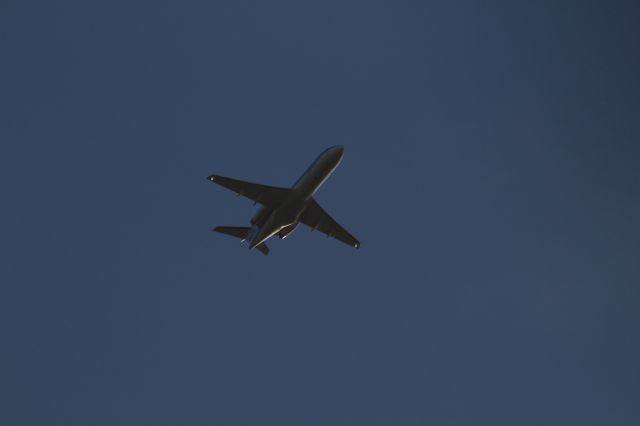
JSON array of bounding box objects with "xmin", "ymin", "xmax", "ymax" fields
[{"xmin": 2, "ymin": 1, "xmax": 639, "ymax": 425}]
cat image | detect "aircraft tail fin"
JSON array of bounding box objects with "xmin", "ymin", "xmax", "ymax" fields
[
  {"xmin": 213, "ymin": 226, "xmax": 269, "ymax": 255},
  {"xmin": 254, "ymin": 242, "xmax": 269, "ymax": 255}
]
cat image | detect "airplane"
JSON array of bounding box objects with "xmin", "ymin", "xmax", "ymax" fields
[{"xmin": 207, "ymin": 145, "xmax": 360, "ymax": 255}]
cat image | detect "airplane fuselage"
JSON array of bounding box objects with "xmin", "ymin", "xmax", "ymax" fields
[{"xmin": 248, "ymin": 145, "xmax": 344, "ymax": 250}]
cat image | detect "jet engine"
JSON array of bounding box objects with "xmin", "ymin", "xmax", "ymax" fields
[{"xmin": 278, "ymin": 222, "xmax": 299, "ymax": 239}]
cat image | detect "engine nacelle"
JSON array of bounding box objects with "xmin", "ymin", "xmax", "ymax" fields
[{"xmin": 278, "ymin": 222, "xmax": 299, "ymax": 239}]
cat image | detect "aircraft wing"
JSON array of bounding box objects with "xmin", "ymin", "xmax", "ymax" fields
[
  {"xmin": 300, "ymin": 198, "xmax": 360, "ymax": 249},
  {"xmin": 207, "ymin": 175, "xmax": 290, "ymax": 208}
]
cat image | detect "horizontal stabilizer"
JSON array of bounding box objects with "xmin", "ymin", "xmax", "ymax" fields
[
  {"xmin": 213, "ymin": 226, "xmax": 270, "ymax": 255},
  {"xmin": 213, "ymin": 226, "xmax": 252, "ymax": 241}
]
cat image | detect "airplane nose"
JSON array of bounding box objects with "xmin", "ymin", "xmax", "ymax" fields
[
  {"xmin": 322, "ymin": 145, "xmax": 344, "ymax": 164},
  {"xmin": 331, "ymin": 145, "xmax": 344, "ymax": 158}
]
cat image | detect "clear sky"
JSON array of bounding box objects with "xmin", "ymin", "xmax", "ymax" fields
[{"xmin": 1, "ymin": 1, "xmax": 639, "ymax": 425}]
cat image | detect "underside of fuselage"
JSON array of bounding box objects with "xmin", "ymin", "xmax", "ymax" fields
[
  {"xmin": 248, "ymin": 200, "xmax": 304, "ymax": 250},
  {"xmin": 246, "ymin": 156, "xmax": 336, "ymax": 250}
]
